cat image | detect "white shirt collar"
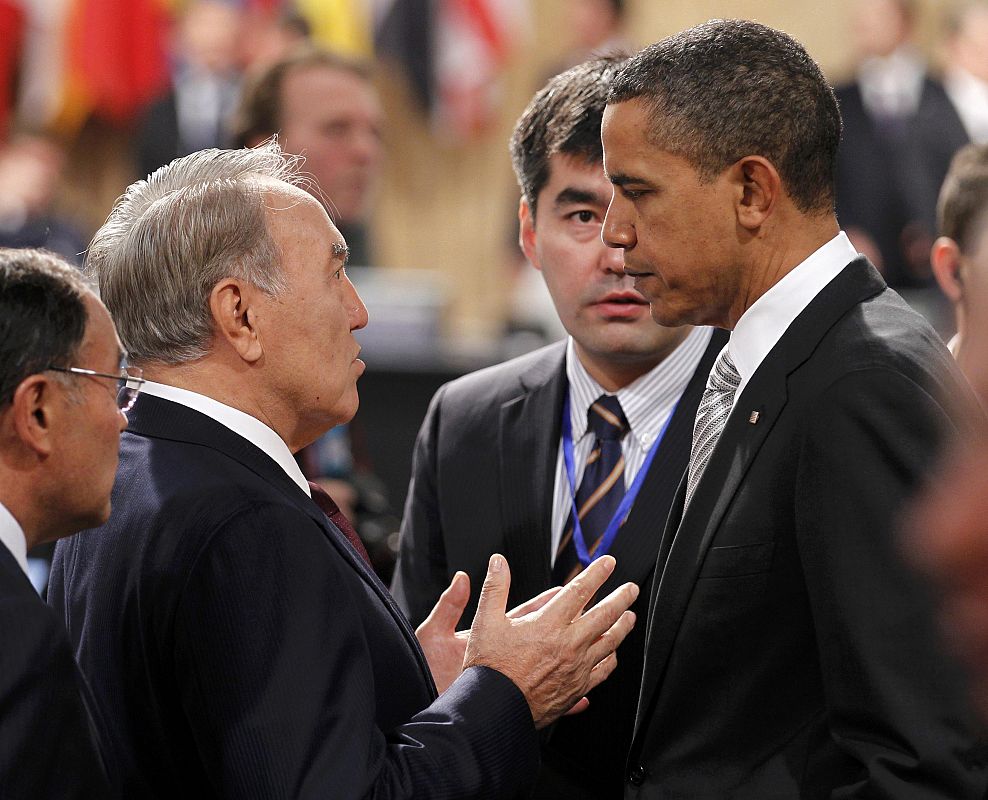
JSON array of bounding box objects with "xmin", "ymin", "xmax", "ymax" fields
[
  {"xmin": 140, "ymin": 380, "xmax": 311, "ymax": 497},
  {"xmin": 0, "ymin": 500, "xmax": 28, "ymax": 576},
  {"xmin": 566, "ymin": 326, "xmax": 714, "ymax": 449},
  {"xmin": 945, "ymin": 66, "xmax": 988, "ymax": 144},
  {"xmin": 730, "ymin": 232, "xmax": 859, "ymax": 400}
]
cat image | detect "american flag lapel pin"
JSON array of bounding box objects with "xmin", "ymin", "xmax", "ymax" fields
[{"xmin": 748, "ymin": 411, "xmax": 760, "ymax": 424}]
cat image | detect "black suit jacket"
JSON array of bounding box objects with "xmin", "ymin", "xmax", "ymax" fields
[
  {"xmin": 48, "ymin": 395, "xmax": 538, "ymax": 799},
  {"xmin": 835, "ymin": 78, "xmax": 969, "ymax": 289},
  {"xmin": 392, "ymin": 331, "xmax": 726, "ymax": 799},
  {"xmin": 0, "ymin": 542, "xmax": 112, "ymax": 798},
  {"xmin": 626, "ymin": 259, "xmax": 986, "ymax": 798}
]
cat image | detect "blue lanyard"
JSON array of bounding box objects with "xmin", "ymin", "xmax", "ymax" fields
[{"xmin": 561, "ymin": 394, "xmax": 678, "ymax": 566}]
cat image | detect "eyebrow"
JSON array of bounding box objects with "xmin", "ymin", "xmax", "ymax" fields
[
  {"xmin": 332, "ymin": 242, "xmax": 351, "ymax": 266},
  {"xmin": 554, "ymin": 187, "xmax": 608, "ymax": 208},
  {"xmin": 606, "ymin": 172, "xmax": 645, "ymax": 187}
]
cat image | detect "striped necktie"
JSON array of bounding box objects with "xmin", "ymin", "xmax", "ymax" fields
[
  {"xmin": 552, "ymin": 394, "xmax": 628, "ymax": 585},
  {"xmin": 684, "ymin": 347, "xmax": 741, "ymax": 508}
]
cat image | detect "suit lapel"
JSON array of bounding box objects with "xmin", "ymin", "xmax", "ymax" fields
[
  {"xmin": 635, "ymin": 259, "xmax": 888, "ymax": 736},
  {"xmin": 126, "ymin": 395, "xmax": 436, "ymax": 692},
  {"xmin": 497, "ymin": 345, "xmax": 566, "ymax": 605}
]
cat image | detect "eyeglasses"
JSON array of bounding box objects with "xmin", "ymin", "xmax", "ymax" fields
[{"xmin": 46, "ymin": 365, "xmax": 146, "ymax": 412}]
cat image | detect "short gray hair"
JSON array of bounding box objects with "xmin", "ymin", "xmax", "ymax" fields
[{"xmin": 87, "ymin": 139, "xmax": 305, "ymax": 364}]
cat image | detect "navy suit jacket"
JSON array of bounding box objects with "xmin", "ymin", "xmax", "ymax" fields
[
  {"xmin": 626, "ymin": 260, "xmax": 987, "ymax": 798},
  {"xmin": 0, "ymin": 542, "xmax": 112, "ymax": 798},
  {"xmin": 392, "ymin": 332, "xmax": 726, "ymax": 799},
  {"xmin": 49, "ymin": 395, "xmax": 538, "ymax": 799}
]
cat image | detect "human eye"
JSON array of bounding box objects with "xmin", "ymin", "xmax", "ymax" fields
[
  {"xmin": 566, "ymin": 209, "xmax": 598, "ymax": 224},
  {"xmin": 333, "ymin": 265, "xmax": 346, "ymax": 281},
  {"xmin": 619, "ymin": 186, "xmax": 649, "ymax": 200}
]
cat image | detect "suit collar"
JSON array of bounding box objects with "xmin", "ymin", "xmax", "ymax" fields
[
  {"xmin": 635, "ymin": 259, "xmax": 886, "ymax": 738},
  {"xmin": 126, "ymin": 395, "xmax": 437, "ymax": 692}
]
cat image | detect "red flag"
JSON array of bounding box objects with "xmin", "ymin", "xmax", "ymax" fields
[
  {"xmin": 0, "ymin": 0, "xmax": 26, "ymax": 139},
  {"xmin": 61, "ymin": 0, "xmax": 171, "ymax": 126}
]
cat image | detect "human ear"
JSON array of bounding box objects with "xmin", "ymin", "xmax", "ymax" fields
[
  {"xmin": 209, "ymin": 279, "xmax": 264, "ymax": 363},
  {"xmin": 9, "ymin": 375, "xmax": 57, "ymax": 457},
  {"xmin": 931, "ymin": 237, "xmax": 964, "ymax": 304},
  {"xmin": 519, "ymin": 198, "xmax": 542, "ymax": 271},
  {"xmin": 734, "ymin": 156, "xmax": 779, "ymax": 231}
]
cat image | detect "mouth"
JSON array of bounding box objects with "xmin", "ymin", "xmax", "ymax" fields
[{"xmin": 592, "ymin": 290, "xmax": 650, "ymax": 318}]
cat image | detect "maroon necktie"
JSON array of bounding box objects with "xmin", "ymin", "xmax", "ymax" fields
[{"xmin": 307, "ymin": 481, "xmax": 371, "ymax": 565}]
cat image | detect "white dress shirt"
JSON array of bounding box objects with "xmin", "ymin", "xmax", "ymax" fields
[
  {"xmin": 945, "ymin": 66, "xmax": 988, "ymax": 144},
  {"xmin": 141, "ymin": 380, "xmax": 311, "ymax": 498},
  {"xmin": 550, "ymin": 326, "xmax": 714, "ymax": 561},
  {"xmin": 0, "ymin": 500, "xmax": 28, "ymax": 576},
  {"xmin": 858, "ymin": 47, "xmax": 926, "ymax": 119},
  {"xmin": 730, "ymin": 232, "xmax": 859, "ymax": 403}
]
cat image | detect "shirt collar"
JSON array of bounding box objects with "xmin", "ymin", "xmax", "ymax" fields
[
  {"xmin": 0, "ymin": 500, "xmax": 28, "ymax": 576},
  {"xmin": 565, "ymin": 326, "xmax": 714, "ymax": 449},
  {"xmin": 141, "ymin": 380, "xmax": 311, "ymax": 498},
  {"xmin": 729, "ymin": 231, "xmax": 858, "ymax": 398}
]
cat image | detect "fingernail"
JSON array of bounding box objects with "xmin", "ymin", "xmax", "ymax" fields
[{"xmin": 490, "ymin": 554, "xmax": 504, "ymax": 573}]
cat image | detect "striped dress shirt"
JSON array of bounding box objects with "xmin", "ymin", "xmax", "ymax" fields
[{"xmin": 549, "ymin": 326, "xmax": 714, "ymax": 563}]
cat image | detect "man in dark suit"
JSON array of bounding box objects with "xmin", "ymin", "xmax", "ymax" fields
[
  {"xmin": 48, "ymin": 140, "xmax": 639, "ymax": 799},
  {"xmin": 0, "ymin": 247, "xmax": 134, "ymax": 797},
  {"xmin": 833, "ymin": 0, "xmax": 969, "ymax": 290},
  {"xmin": 392, "ymin": 56, "xmax": 724, "ymax": 799},
  {"xmin": 600, "ymin": 20, "xmax": 987, "ymax": 797}
]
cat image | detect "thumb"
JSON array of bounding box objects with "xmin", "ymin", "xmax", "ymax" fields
[
  {"xmin": 418, "ymin": 571, "xmax": 470, "ymax": 636},
  {"xmin": 471, "ymin": 554, "xmax": 511, "ymax": 633}
]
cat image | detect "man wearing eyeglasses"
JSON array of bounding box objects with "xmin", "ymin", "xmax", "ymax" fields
[
  {"xmin": 47, "ymin": 141, "xmax": 638, "ymax": 799},
  {"xmin": 0, "ymin": 247, "xmax": 136, "ymax": 797}
]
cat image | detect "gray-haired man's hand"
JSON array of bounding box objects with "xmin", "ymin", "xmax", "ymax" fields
[{"xmin": 463, "ymin": 553, "xmax": 638, "ymax": 729}]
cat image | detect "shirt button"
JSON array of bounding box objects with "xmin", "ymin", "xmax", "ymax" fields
[{"xmin": 628, "ymin": 765, "xmax": 647, "ymax": 786}]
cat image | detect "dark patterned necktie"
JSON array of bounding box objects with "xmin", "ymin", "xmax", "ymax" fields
[
  {"xmin": 552, "ymin": 394, "xmax": 628, "ymax": 585},
  {"xmin": 308, "ymin": 481, "xmax": 371, "ymax": 566},
  {"xmin": 684, "ymin": 347, "xmax": 741, "ymax": 508}
]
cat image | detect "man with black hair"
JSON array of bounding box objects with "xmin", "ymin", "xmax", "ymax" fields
[
  {"xmin": 601, "ymin": 20, "xmax": 987, "ymax": 797},
  {"xmin": 392, "ymin": 56, "xmax": 724, "ymax": 799},
  {"xmin": 0, "ymin": 247, "xmax": 133, "ymax": 797}
]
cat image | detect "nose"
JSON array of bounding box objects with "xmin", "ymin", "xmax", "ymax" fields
[
  {"xmin": 602, "ymin": 201, "xmax": 636, "ymax": 253},
  {"xmin": 350, "ymin": 125, "xmax": 382, "ymax": 167},
  {"xmin": 601, "ymin": 237, "xmax": 627, "ymax": 276},
  {"xmin": 345, "ymin": 276, "xmax": 370, "ymax": 331}
]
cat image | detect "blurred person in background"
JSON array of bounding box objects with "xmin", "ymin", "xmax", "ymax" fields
[
  {"xmin": 393, "ymin": 55, "xmax": 725, "ymax": 800},
  {"xmin": 0, "ymin": 133, "xmax": 86, "ymax": 264},
  {"xmin": 233, "ymin": 45, "xmax": 383, "ymax": 266},
  {"xmin": 834, "ymin": 0, "xmax": 965, "ymax": 296},
  {"xmin": 942, "ymin": 1, "xmax": 988, "ymax": 146},
  {"xmin": 136, "ymin": 0, "xmax": 244, "ymax": 179},
  {"xmin": 930, "ymin": 142, "xmax": 988, "ymax": 372},
  {"xmin": 0, "ymin": 247, "xmax": 134, "ymax": 798}
]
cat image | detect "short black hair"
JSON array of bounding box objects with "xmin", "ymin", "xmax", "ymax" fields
[
  {"xmin": 938, "ymin": 143, "xmax": 988, "ymax": 253},
  {"xmin": 510, "ymin": 54, "xmax": 629, "ymax": 218},
  {"xmin": 0, "ymin": 248, "xmax": 90, "ymax": 408},
  {"xmin": 607, "ymin": 19, "xmax": 842, "ymax": 213}
]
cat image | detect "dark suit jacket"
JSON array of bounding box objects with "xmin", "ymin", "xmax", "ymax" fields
[
  {"xmin": 0, "ymin": 542, "xmax": 112, "ymax": 798},
  {"xmin": 626, "ymin": 259, "xmax": 987, "ymax": 798},
  {"xmin": 835, "ymin": 78, "xmax": 969, "ymax": 289},
  {"xmin": 392, "ymin": 332, "xmax": 726, "ymax": 799},
  {"xmin": 48, "ymin": 395, "xmax": 538, "ymax": 799}
]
